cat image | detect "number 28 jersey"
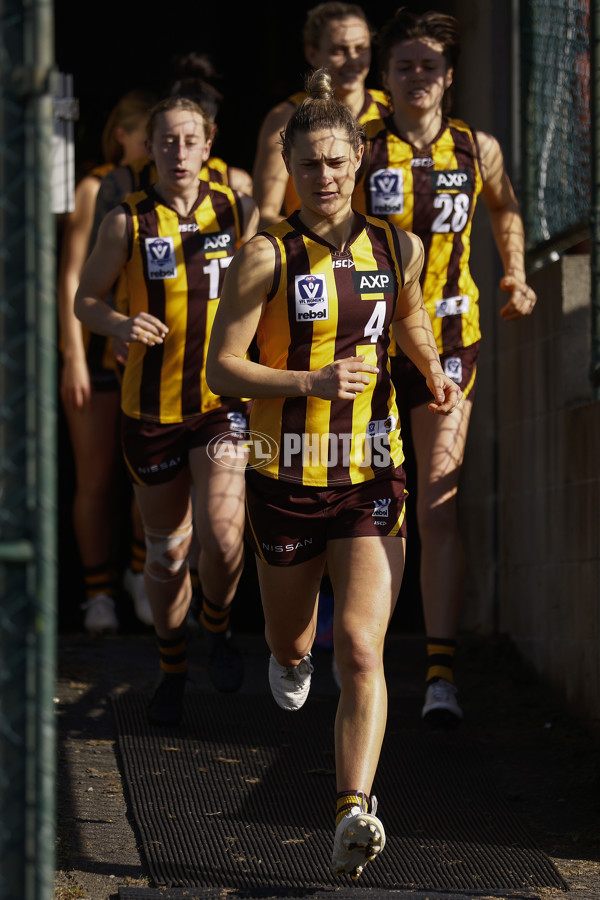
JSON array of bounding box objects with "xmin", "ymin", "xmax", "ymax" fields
[
  {"xmin": 353, "ymin": 117, "xmax": 483, "ymax": 355},
  {"xmin": 249, "ymin": 212, "xmax": 406, "ymax": 487}
]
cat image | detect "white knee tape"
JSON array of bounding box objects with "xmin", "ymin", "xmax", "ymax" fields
[{"xmin": 144, "ymin": 520, "xmax": 193, "ymax": 583}]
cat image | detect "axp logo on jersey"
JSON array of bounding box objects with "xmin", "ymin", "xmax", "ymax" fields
[
  {"xmin": 145, "ymin": 237, "xmax": 177, "ymax": 279},
  {"xmin": 369, "ymin": 168, "xmax": 404, "ymax": 215},
  {"xmin": 202, "ymin": 231, "xmax": 232, "ymax": 252},
  {"xmin": 431, "ymin": 169, "xmax": 472, "ymax": 192},
  {"xmin": 295, "ymin": 274, "xmax": 329, "ymax": 321},
  {"xmin": 352, "ymin": 270, "xmax": 394, "ymax": 295}
]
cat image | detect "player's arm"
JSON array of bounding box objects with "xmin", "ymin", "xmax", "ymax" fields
[
  {"xmin": 74, "ymin": 207, "xmax": 168, "ymax": 347},
  {"xmin": 478, "ymin": 130, "xmax": 537, "ymax": 320},
  {"xmin": 228, "ymin": 166, "xmax": 253, "ymax": 196},
  {"xmin": 392, "ymin": 229, "xmax": 461, "ymax": 415},
  {"xmin": 89, "ymin": 165, "xmax": 135, "ymax": 252},
  {"xmin": 57, "ymin": 175, "xmax": 102, "ymax": 409},
  {"xmin": 207, "ymin": 235, "xmax": 309, "ymax": 398},
  {"xmin": 238, "ymin": 192, "xmax": 260, "ymax": 243},
  {"xmin": 251, "ymin": 101, "xmax": 295, "ymax": 229},
  {"xmin": 206, "ymin": 236, "xmax": 378, "ymax": 401}
]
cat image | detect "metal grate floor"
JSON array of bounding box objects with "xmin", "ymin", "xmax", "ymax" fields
[{"xmin": 112, "ymin": 690, "xmax": 567, "ymax": 894}]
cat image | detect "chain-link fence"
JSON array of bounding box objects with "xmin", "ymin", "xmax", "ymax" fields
[
  {"xmin": 0, "ymin": 1, "xmax": 57, "ymax": 898},
  {"xmin": 520, "ymin": 0, "xmax": 590, "ymax": 254}
]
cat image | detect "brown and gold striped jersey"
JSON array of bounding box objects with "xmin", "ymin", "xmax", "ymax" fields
[
  {"xmin": 353, "ymin": 117, "xmax": 483, "ymax": 355},
  {"xmin": 284, "ymin": 89, "xmax": 392, "ymax": 216},
  {"xmin": 249, "ymin": 211, "xmax": 405, "ymax": 487},
  {"xmin": 120, "ymin": 181, "xmax": 244, "ymax": 423}
]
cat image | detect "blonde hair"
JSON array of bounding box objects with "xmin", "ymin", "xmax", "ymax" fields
[
  {"xmin": 281, "ymin": 68, "xmax": 364, "ymax": 158},
  {"xmin": 101, "ymin": 90, "xmax": 156, "ymax": 165}
]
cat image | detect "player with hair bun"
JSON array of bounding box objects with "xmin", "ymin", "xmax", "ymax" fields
[{"xmin": 208, "ymin": 68, "xmax": 461, "ymax": 877}]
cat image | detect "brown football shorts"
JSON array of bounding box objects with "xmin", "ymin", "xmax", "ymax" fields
[
  {"xmin": 122, "ymin": 400, "xmax": 250, "ymax": 486},
  {"xmin": 245, "ymin": 465, "xmax": 408, "ymax": 567},
  {"xmin": 392, "ymin": 341, "xmax": 479, "ymax": 411}
]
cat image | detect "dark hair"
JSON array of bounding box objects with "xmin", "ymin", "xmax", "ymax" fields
[
  {"xmin": 146, "ymin": 96, "xmax": 212, "ymax": 142},
  {"xmin": 281, "ymin": 68, "xmax": 365, "ymax": 158},
  {"xmin": 101, "ymin": 90, "xmax": 156, "ymax": 165},
  {"xmin": 378, "ymin": 7, "xmax": 460, "ymax": 113},
  {"xmin": 167, "ymin": 51, "xmax": 223, "ymax": 124},
  {"xmin": 303, "ymin": 2, "xmax": 373, "ymax": 49}
]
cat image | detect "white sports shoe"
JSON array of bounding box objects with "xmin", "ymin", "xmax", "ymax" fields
[
  {"xmin": 268, "ymin": 653, "xmax": 313, "ymax": 711},
  {"xmin": 332, "ymin": 794, "xmax": 386, "ymax": 879},
  {"xmin": 421, "ymin": 678, "xmax": 463, "ymax": 725},
  {"xmin": 123, "ymin": 568, "xmax": 153, "ymax": 626},
  {"xmin": 81, "ymin": 593, "xmax": 119, "ymax": 634}
]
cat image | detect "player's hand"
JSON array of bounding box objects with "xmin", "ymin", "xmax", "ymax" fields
[
  {"xmin": 310, "ymin": 355, "xmax": 379, "ymax": 400},
  {"xmin": 426, "ymin": 372, "xmax": 463, "ymax": 416},
  {"xmin": 112, "ymin": 336, "xmax": 130, "ymax": 367},
  {"xmin": 117, "ymin": 312, "xmax": 169, "ymax": 347},
  {"xmin": 499, "ymin": 275, "xmax": 537, "ymax": 320},
  {"xmin": 60, "ymin": 354, "xmax": 92, "ymax": 410}
]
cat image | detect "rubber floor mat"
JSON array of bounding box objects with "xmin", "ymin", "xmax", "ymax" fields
[
  {"xmin": 112, "ymin": 691, "xmax": 567, "ymax": 893},
  {"xmin": 118, "ymin": 889, "xmax": 547, "ymax": 900},
  {"xmin": 118, "ymin": 889, "xmax": 545, "ymax": 899}
]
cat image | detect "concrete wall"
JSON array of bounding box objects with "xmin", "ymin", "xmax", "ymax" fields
[
  {"xmin": 495, "ymin": 257, "xmax": 599, "ymax": 723},
  {"xmin": 452, "ymin": 5, "xmax": 600, "ymax": 724}
]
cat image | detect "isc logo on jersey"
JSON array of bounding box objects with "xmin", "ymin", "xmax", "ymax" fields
[
  {"xmin": 145, "ymin": 237, "xmax": 177, "ymax": 279},
  {"xmin": 369, "ymin": 168, "xmax": 404, "ymax": 215},
  {"xmin": 295, "ymin": 274, "xmax": 329, "ymax": 321},
  {"xmin": 431, "ymin": 169, "xmax": 472, "ymax": 192}
]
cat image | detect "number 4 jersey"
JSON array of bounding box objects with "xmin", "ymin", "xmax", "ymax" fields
[
  {"xmin": 119, "ymin": 181, "xmax": 244, "ymax": 423},
  {"xmin": 249, "ymin": 211, "xmax": 406, "ymax": 487},
  {"xmin": 353, "ymin": 116, "xmax": 483, "ymax": 356}
]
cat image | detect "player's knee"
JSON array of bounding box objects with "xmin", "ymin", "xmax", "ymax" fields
[
  {"xmin": 336, "ymin": 631, "xmax": 382, "ymax": 678},
  {"xmin": 144, "ymin": 521, "xmax": 193, "ymax": 583},
  {"xmin": 197, "ymin": 522, "xmax": 244, "ymax": 567}
]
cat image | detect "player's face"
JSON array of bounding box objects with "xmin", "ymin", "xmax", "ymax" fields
[
  {"xmin": 117, "ymin": 120, "xmax": 149, "ymax": 166},
  {"xmin": 382, "ymin": 39, "xmax": 453, "ymax": 118},
  {"xmin": 285, "ymin": 128, "xmax": 364, "ymax": 219},
  {"xmin": 306, "ymin": 16, "xmax": 371, "ymax": 95},
  {"xmin": 147, "ymin": 108, "xmax": 211, "ymax": 192}
]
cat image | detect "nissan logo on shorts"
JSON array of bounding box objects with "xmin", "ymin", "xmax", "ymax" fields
[{"xmin": 206, "ymin": 430, "xmax": 279, "ymax": 470}]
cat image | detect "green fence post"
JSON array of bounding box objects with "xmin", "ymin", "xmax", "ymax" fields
[{"xmin": 0, "ymin": 0, "xmax": 57, "ymax": 897}]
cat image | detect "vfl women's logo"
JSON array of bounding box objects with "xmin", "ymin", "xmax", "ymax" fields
[
  {"xmin": 369, "ymin": 168, "xmax": 404, "ymax": 216},
  {"xmin": 295, "ymin": 274, "xmax": 329, "ymax": 321},
  {"xmin": 444, "ymin": 356, "xmax": 463, "ymax": 384},
  {"xmin": 145, "ymin": 237, "xmax": 177, "ymax": 280}
]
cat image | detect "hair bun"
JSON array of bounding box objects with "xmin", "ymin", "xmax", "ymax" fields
[{"xmin": 304, "ymin": 68, "xmax": 334, "ymax": 101}]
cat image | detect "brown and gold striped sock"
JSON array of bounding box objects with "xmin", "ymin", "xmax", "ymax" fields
[
  {"xmin": 335, "ymin": 791, "xmax": 367, "ymax": 826},
  {"xmin": 82, "ymin": 563, "xmax": 118, "ymax": 602},
  {"xmin": 129, "ymin": 537, "xmax": 146, "ymax": 576},
  {"xmin": 157, "ymin": 634, "xmax": 188, "ymax": 675},
  {"xmin": 425, "ymin": 637, "xmax": 457, "ymax": 685},
  {"xmin": 200, "ymin": 596, "xmax": 231, "ymax": 637}
]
